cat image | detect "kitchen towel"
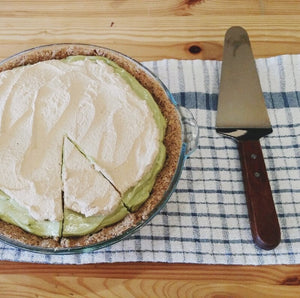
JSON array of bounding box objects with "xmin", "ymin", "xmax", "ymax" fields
[{"xmin": 0, "ymin": 54, "xmax": 299, "ymax": 265}]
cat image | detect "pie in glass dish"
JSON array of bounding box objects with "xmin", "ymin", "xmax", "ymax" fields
[{"xmin": 0, "ymin": 44, "xmax": 193, "ymax": 253}]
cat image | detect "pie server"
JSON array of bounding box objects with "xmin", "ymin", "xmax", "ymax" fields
[{"xmin": 216, "ymin": 26, "xmax": 281, "ymax": 250}]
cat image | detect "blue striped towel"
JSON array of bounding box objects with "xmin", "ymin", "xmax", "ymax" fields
[{"xmin": 0, "ymin": 55, "xmax": 299, "ymax": 264}]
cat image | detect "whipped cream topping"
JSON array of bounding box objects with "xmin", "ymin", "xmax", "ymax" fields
[
  {"xmin": 0, "ymin": 58, "xmax": 160, "ymax": 220},
  {"xmin": 62, "ymin": 137, "xmax": 121, "ymax": 217}
]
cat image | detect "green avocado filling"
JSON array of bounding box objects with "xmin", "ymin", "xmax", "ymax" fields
[
  {"xmin": 0, "ymin": 55, "xmax": 167, "ymax": 238},
  {"xmin": 0, "ymin": 190, "xmax": 62, "ymax": 237},
  {"xmin": 62, "ymin": 203, "xmax": 129, "ymax": 237}
]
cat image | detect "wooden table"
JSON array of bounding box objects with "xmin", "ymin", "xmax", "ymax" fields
[{"xmin": 0, "ymin": 1, "xmax": 300, "ymax": 296}]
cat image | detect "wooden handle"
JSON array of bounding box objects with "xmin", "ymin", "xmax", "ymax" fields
[{"xmin": 238, "ymin": 140, "xmax": 281, "ymax": 250}]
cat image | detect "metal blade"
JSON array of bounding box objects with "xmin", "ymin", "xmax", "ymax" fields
[{"xmin": 216, "ymin": 26, "xmax": 272, "ymax": 139}]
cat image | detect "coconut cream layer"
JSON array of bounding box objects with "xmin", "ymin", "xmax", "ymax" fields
[
  {"xmin": 0, "ymin": 58, "xmax": 160, "ymax": 221},
  {"xmin": 62, "ymin": 137, "xmax": 121, "ymax": 217}
]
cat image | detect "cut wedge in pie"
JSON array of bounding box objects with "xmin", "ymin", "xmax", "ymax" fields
[
  {"xmin": 0, "ymin": 45, "xmax": 184, "ymax": 251},
  {"xmin": 62, "ymin": 136, "xmax": 128, "ymax": 237}
]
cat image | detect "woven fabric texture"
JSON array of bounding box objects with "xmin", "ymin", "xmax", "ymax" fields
[{"xmin": 0, "ymin": 55, "xmax": 299, "ymax": 264}]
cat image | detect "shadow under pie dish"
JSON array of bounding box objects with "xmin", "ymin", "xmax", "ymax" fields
[{"xmin": 0, "ymin": 44, "xmax": 198, "ymax": 254}]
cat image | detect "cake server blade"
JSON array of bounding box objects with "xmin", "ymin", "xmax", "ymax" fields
[{"xmin": 216, "ymin": 26, "xmax": 280, "ymax": 250}]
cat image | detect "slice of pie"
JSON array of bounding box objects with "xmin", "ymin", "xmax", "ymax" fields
[{"xmin": 0, "ymin": 45, "xmax": 182, "ymax": 250}]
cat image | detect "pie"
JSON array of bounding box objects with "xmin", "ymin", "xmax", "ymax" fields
[{"xmin": 0, "ymin": 45, "xmax": 182, "ymax": 250}]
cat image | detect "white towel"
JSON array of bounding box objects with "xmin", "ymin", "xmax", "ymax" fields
[{"xmin": 0, "ymin": 55, "xmax": 299, "ymax": 264}]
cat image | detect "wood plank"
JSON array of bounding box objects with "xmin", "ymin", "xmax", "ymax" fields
[
  {"xmin": 1, "ymin": 262, "xmax": 300, "ymax": 281},
  {"xmin": 1, "ymin": 276, "xmax": 300, "ymax": 297},
  {"xmin": 0, "ymin": 15, "xmax": 299, "ymax": 61},
  {"xmin": 1, "ymin": 262, "xmax": 300, "ymax": 297},
  {"xmin": 1, "ymin": 0, "xmax": 299, "ymax": 16}
]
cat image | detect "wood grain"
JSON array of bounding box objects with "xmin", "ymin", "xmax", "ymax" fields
[
  {"xmin": 238, "ymin": 140, "xmax": 280, "ymax": 250},
  {"xmin": 1, "ymin": 262, "xmax": 300, "ymax": 297},
  {"xmin": 0, "ymin": 0, "xmax": 300, "ymax": 296},
  {"xmin": 0, "ymin": 0, "xmax": 299, "ymax": 61}
]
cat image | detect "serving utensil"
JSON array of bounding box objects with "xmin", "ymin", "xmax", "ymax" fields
[{"xmin": 216, "ymin": 26, "xmax": 281, "ymax": 250}]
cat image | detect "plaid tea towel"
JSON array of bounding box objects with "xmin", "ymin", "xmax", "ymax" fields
[{"xmin": 0, "ymin": 54, "xmax": 299, "ymax": 264}]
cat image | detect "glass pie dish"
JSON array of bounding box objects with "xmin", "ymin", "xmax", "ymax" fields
[{"xmin": 0, "ymin": 44, "xmax": 199, "ymax": 254}]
